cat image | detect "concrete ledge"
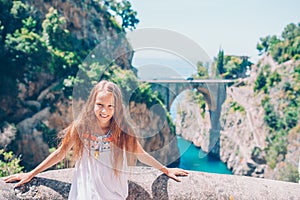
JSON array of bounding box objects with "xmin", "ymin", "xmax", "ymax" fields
[{"xmin": 1, "ymin": 167, "xmax": 300, "ymax": 200}]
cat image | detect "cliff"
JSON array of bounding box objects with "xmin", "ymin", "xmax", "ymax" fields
[
  {"xmin": 220, "ymin": 56, "xmax": 300, "ymax": 180},
  {"xmin": 175, "ymin": 55, "xmax": 300, "ymax": 181},
  {"xmin": 175, "ymin": 90, "xmax": 211, "ymax": 149},
  {"xmin": 1, "ymin": 167, "xmax": 300, "ymax": 200}
]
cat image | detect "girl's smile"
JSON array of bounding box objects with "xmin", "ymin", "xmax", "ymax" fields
[
  {"xmin": 100, "ymin": 113, "xmax": 109, "ymax": 118},
  {"xmin": 94, "ymin": 91, "xmax": 115, "ymax": 129}
]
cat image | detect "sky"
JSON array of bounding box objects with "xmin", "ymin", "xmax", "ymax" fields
[{"xmin": 130, "ymin": 0, "xmax": 300, "ymax": 65}]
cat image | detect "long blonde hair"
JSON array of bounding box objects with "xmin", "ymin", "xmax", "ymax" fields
[{"xmin": 60, "ymin": 80, "xmax": 138, "ymax": 175}]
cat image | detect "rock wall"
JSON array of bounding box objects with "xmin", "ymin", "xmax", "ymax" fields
[
  {"xmin": 130, "ymin": 102, "xmax": 179, "ymax": 167},
  {"xmin": 175, "ymin": 90, "xmax": 211, "ymax": 149},
  {"xmin": 220, "ymin": 56, "xmax": 300, "ymax": 180},
  {"xmin": 1, "ymin": 167, "xmax": 300, "ymax": 200},
  {"xmin": 219, "ymin": 87, "xmax": 268, "ymax": 178}
]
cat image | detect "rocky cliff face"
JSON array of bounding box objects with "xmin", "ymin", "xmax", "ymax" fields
[
  {"xmin": 1, "ymin": 0, "xmax": 179, "ymax": 170},
  {"xmin": 219, "ymin": 79, "xmax": 268, "ymax": 178},
  {"xmin": 26, "ymin": 0, "xmax": 133, "ymax": 70},
  {"xmin": 220, "ymin": 55, "xmax": 300, "ymax": 181},
  {"xmin": 130, "ymin": 102, "xmax": 179, "ymax": 167},
  {"xmin": 175, "ymin": 55, "xmax": 300, "ymax": 182},
  {"xmin": 1, "ymin": 167, "xmax": 300, "ymax": 200},
  {"xmin": 175, "ymin": 91, "xmax": 211, "ymax": 151}
]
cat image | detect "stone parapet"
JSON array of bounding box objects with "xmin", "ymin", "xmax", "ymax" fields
[{"xmin": 1, "ymin": 167, "xmax": 300, "ymax": 200}]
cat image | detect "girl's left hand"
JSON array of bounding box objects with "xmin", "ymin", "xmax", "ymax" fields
[{"xmin": 163, "ymin": 168, "xmax": 189, "ymax": 182}]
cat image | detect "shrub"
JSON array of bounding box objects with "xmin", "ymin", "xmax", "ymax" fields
[
  {"xmin": 278, "ymin": 163, "xmax": 299, "ymax": 183},
  {"xmin": 254, "ymin": 71, "xmax": 267, "ymax": 92},
  {"xmin": 267, "ymin": 71, "xmax": 281, "ymax": 87},
  {"xmin": 230, "ymin": 101, "xmax": 245, "ymax": 114},
  {"xmin": 263, "ymin": 102, "xmax": 284, "ymax": 131},
  {"xmin": 265, "ymin": 132, "xmax": 287, "ymax": 169},
  {"xmin": 284, "ymin": 107, "xmax": 298, "ymax": 129},
  {"xmin": 0, "ymin": 149, "xmax": 23, "ymax": 177}
]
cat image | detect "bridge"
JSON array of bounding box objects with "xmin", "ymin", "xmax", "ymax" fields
[{"xmin": 139, "ymin": 78, "xmax": 237, "ymax": 158}]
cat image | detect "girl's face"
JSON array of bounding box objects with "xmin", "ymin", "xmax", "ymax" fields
[{"xmin": 94, "ymin": 91, "xmax": 115, "ymax": 128}]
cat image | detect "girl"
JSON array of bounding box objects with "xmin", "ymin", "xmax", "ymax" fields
[{"xmin": 4, "ymin": 80, "xmax": 188, "ymax": 199}]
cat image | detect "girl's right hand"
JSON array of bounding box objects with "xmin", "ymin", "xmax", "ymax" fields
[{"xmin": 3, "ymin": 172, "xmax": 34, "ymax": 188}]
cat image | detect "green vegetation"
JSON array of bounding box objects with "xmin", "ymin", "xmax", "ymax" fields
[
  {"xmin": 0, "ymin": 0, "xmax": 139, "ymax": 102},
  {"xmin": 268, "ymin": 71, "xmax": 281, "ymax": 87},
  {"xmin": 194, "ymin": 49, "xmax": 251, "ymax": 80},
  {"xmin": 278, "ymin": 163, "xmax": 299, "ymax": 183},
  {"xmin": 257, "ymin": 22, "xmax": 300, "ymax": 63},
  {"xmin": 229, "ymin": 101, "xmax": 245, "ymax": 114},
  {"xmin": 192, "ymin": 91, "xmax": 207, "ymax": 118},
  {"xmin": 262, "ymin": 91, "xmax": 299, "ymax": 179},
  {"xmin": 254, "ymin": 71, "xmax": 267, "ymax": 92},
  {"xmin": 194, "ymin": 61, "xmax": 209, "ymax": 79},
  {"xmin": 261, "ymin": 98, "xmax": 285, "ymax": 131},
  {"xmin": 216, "ymin": 49, "xmax": 225, "ymax": 75},
  {"xmin": 100, "ymin": 0, "xmax": 139, "ymax": 30},
  {"xmin": 254, "ymin": 64, "xmax": 271, "ymax": 93},
  {"xmin": 223, "ymin": 55, "xmax": 252, "ymax": 79},
  {"xmin": 213, "ymin": 49, "xmax": 252, "ymax": 79},
  {"xmin": 254, "ymin": 22, "xmax": 300, "ymax": 182},
  {"xmin": 0, "ymin": 149, "xmax": 23, "ymax": 177},
  {"xmin": 261, "ymin": 97, "xmax": 289, "ymax": 170},
  {"xmin": 0, "ymin": 0, "xmax": 138, "ymax": 97},
  {"xmin": 0, "ymin": 1, "xmax": 85, "ymax": 105},
  {"xmin": 254, "ymin": 65, "xmax": 282, "ymax": 94}
]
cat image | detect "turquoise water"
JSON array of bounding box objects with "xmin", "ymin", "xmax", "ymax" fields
[
  {"xmin": 171, "ymin": 97, "xmax": 232, "ymax": 174},
  {"xmin": 177, "ymin": 136, "xmax": 232, "ymax": 174}
]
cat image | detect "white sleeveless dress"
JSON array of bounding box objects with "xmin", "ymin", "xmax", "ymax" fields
[{"xmin": 68, "ymin": 132, "xmax": 129, "ymax": 200}]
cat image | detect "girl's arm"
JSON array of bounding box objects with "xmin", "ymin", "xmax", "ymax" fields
[
  {"xmin": 135, "ymin": 141, "xmax": 188, "ymax": 182},
  {"xmin": 4, "ymin": 133, "xmax": 75, "ymax": 188}
]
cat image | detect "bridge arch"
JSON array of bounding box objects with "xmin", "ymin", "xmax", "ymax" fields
[{"xmin": 142, "ymin": 79, "xmax": 233, "ymax": 157}]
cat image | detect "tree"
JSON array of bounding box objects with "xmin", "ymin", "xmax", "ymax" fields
[
  {"xmin": 101, "ymin": 0, "xmax": 139, "ymax": 30},
  {"xmin": 216, "ymin": 48, "xmax": 225, "ymax": 75},
  {"xmin": 257, "ymin": 22, "xmax": 300, "ymax": 63},
  {"xmin": 221, "ymin": 55, "xmax": 252, "ymax": 79},
  {"xmin": 196, "ymin": 61, "xmax": 209, "ymax": 78},
  {"xmin": 257, "ymin": 35, "xmax": 280, "ymax": 56},
  {"xmin": 281, "ymin": 23, "xmax": 300, "ymax": 41},
  {"xmin": 254, "ymin": 71, "xmax": 267, "ymax": 92}
]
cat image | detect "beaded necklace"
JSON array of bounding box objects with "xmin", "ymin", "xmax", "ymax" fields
[{"xmin": 82, "ymin": 129, "xmax": 112, "ymax": 159}]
